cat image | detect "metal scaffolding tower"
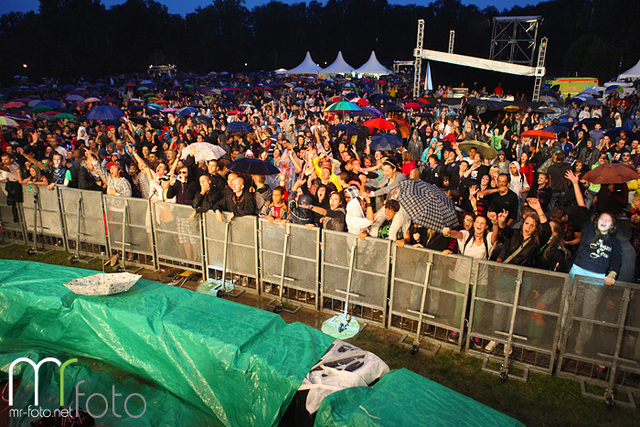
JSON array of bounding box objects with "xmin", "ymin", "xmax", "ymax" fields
[
  {"xmin": 531, "ymin": 37, "xmax": 548, "ymax": 102},
  {"xmin": 448, "ymin": 30, "xmax": 455, "ymax": 54},
  {"xmin": 412, "ymin": 19, "xmax": 425, "ymax": 98}
]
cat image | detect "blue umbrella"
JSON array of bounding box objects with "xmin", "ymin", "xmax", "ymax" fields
[
  {"xmin": 226, "ymin": 121, "xmax": 253, "ymax": 133},
  {"xmin": 331, "ymin": 123, "xmax": 363, "ymax": 136},
  {"xmin": 35, "ymin": 99, "xmax": 64, "ymax": 109},
  {"xmin": 177, "ymin": 107, "xmax": 198, "ymax": 117},
  {"xmin": 86, "ymin": 105, "xmax": 125, "ymax": 121},
  {"xmin": 370, "ymin": 133, "xmax": 402, "ymax": 151},
  {"xmin": 585, "ymin": 98, "xmax": 604, "ymax": 107},
  {"xmin": 578, "ymin": 118, "xmax": 607, "ymax": 130},
  {"xmin": 228, "ymin": 158, "xmax": 280, "ymax": 175},
  {"xmin": 604, "ymin": 127, "xmax": 625, "ymax": 139},
  {"xmin": 543, "ymin": 125, "xmax": 571, "ymax": 134}
]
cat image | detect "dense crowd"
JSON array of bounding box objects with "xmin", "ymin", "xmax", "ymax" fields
[{"xmin": 1, "ymin": 73, "xmax": 640, "ymax": 351}]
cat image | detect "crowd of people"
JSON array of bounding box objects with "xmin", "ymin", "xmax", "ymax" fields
[{"xmin": 1, "ymin": 72, "xmax": 640, "ymax": 353}]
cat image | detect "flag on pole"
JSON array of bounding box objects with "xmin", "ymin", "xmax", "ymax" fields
[{"xmin": 425, "ymin": 61, "xmax": 433, "ymax": 91}]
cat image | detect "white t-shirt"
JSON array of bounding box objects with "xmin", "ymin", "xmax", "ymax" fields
[{"xmin": 450, "ymin": 230, "xmax": 496, "ymax": 285}]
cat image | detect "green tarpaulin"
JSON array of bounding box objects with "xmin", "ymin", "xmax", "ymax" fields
[
  {"xmin": 0, "ymin": 260, "xmax": 334, "ymax": 426},
  {"xmin": 314, "ymin": 368, "xmax": 524, "ymax": 427}
]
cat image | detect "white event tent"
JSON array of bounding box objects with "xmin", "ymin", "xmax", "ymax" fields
[
  {"xmin": 319, "ymin": 51, "xmax": 355, "ymax": 75},
  {"xmin": 286, "ymin": 52, "xmax": 324, "ymax": 74},
  {"xmin": 355, "ymin": 51, "xmax": 393, "ymax": 75},
  {"xmin": 619, "ymin": 58, "xmax": 640, "ymax": 80}
]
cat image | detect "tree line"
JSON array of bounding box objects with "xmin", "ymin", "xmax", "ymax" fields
[{"xmin": 0, "ymin": 0, "xmax": 638, "ymax": 88}]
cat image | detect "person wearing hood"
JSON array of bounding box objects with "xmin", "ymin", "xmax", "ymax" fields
[{"xmin": 344, "ymin": 185, "xmax": 374, "ymax": 235}]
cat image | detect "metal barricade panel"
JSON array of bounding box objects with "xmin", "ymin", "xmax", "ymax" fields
[
  {"xmin": 22, "ymin": 184, "xmax": 64, "ymax": 239},
  {"xmin": 59, "ymin": 188, "xmax": 107, "ymax": 249},
  {"xmin": 389, "ymin": 246, "xmax": 470, "ymax": 340},
  {"xmin": 469, "ymin": 260, "xmax": 568, "ymax": 374},
  {"xmin": 321, "ymin": 230, "xmax": 390, "ymax": 322},
  {"xmin": 204, "ymin": 213, "xmax": 258, "ymax": 281},
  {"xmin": 258, "ymin": 220, "xmax": 319, "ymax": 295},
  {"xmin": 152, "ymin": 202, "xmax": 203, "ymax": 270},
  {"xmin": 105, "ymin": 196, "xmax": 155, "ymax": 256},
  {"xmin": 558, "ymin": 276, "xmax": 640, "ymax": 393},
  {"xmin": 0, "ymin": 184, "xmax": 24, "ymax": 240}
]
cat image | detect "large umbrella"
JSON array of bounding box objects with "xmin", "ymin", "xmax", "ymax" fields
[
  {"xmin": 177, "ymin": 107, "xmax": 198, "ymax": 117},
  {"xmin": 0, "ymin": 116, "xmax": 19, "ymax": 127},
  {"xmin": 521, "ymin": 130, "xmax": 556, "ymax": 140},
  {"xmin": 581, "ymin": 164, "xmax": 639, "ymax": 184},
  {"xmin": 459, "ymin": 140, "xmax": 499, "ymax": 159},
  {"xmin": 381, "ymin": 103, "xmax": 405, "ymax": 113},
  {"xmin": 65, "ymin": 94, "xmax": 85, "ymax": 102},
  {"xmin": 324, "ymin": 99, "xmax": 362, "ymax": 114},
  {"xmin": 362, "ymin": 118, "xmax": 396, "ymax": 131},
  {"xmin": 398, "ymin": 179, "xmax": 458, "ymax": 231},
  {"xmin": 369, "ymin": 133, "xmax": 402, "ymax": 151},
  {"xmin": 226, "ymin": 121, "xmax": 253, "ymax": 133},
  {"xmin": 86, "ymin": 105, "xmax": 125, "ymax": 121},
  {"xmin": 578, "ymin": 117, "xmax": 607, "ymax": 130},
  {"xmin": 389, "ymin": 116, "xmax": 410, "ymax": 138},
  {"xmin": 181, "ymin": 142, "xmax": 227, "ymax": 162},
  {"xmin": 228, "ymin": 158, "xmax": 280, "ymax": 175}
]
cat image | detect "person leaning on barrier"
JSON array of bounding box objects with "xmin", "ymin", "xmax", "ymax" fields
[
  {"xmin": 362, "ymin": 199, "xmax": 411, "ymax": 247},
  {"xmin": 260, "ymin": 186, "xmax": 288, "ymax": 223},
  {"xmin": 212, "ymin": 176, "xmax": 256, "ymax": 223},
  {"xmin": 565, "ymin": 170, "xmax": 622, "ymax": 355},
  {"xmin": 189, "ymin": 175, "xmax": 223, "ymax": 221}
]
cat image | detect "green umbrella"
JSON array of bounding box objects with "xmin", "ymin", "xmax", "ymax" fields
[
  {"xmin": 31, "ymin": 105, "xmax": 54, "ymax": 114},
  {"xmin": 324, "ymin": 98, "xmax": 362, "ymax": 113},
  {"xmin": 53, "ymin": 113, "xmax": 75, "ymax": 120}
]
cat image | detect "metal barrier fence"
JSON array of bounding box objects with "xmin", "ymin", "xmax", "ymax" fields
[
  {"xmin": 203, "ymin": 213, "xmax": 259, "ymax": 293},
  {"xmin": 388, "ymin": 245, "xmax": 471, "ymax": 353},
  {"xmin": 21, "ymin": 183, "xmax": 65, "ymax": 250},
  {"xmin": 467, "ymin": 260, "xmax": 570, "ymax": 379},
  {"xmin": 557, "ymin": 275, "xmax": 640, "ymax": 407},
  {"xmin": 104, "ymin": 195, "xmax": 157, "ymax": 270},
  {"xmin": 5, "ymin": 185, "xmax": 640, "ymax": 405},
  {"xmin": 258, "ymin": 220, "xmax": 321, "ymax": 308},
  {"xmin": 320, "ymin": 230, "xmax": 390, "ymax": 324},
  {"xmin": 0, "ymin": 183, "xmax": 25, "ymax": 244},
  {"xmin": 59, "ymin": 187, "xmax": 108, "ymax": 260},
  {"xmin": 151, "ymin": 201, "xmax": 204, "ymax": 275}
]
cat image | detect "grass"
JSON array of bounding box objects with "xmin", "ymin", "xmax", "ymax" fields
[{"xmin": 1, "ymin": 243, "xmax": 639, "ymax": 425}]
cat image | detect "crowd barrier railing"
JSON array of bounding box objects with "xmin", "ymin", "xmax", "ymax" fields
[
  {"xmin": 4, "ymin": 186, "xmax": 640, "ymax": 404},
  {"xmin": 203, "ymin": 212, "xmax": 259, "ymax": 294},
  {"xmin": 320, "ymin": 230, "xmax": 391, "ymax": 325},
  {"xmin": 21, "ymin": 183, "xmax": 65, "ymax": 252},
  {"xmin": 466, "ymin": 259, "xmax": 570, "ymax": 380},
  {"xmin": 104, "ymin": 195, "xmax": 157, "ymax": 271},
  {"xmin": 258, "ymin": 219, "xmax": 321, "ymax": 309},
  {"xmin": 557, "ymin": 275, "xmax": 640, "ymax": 407},
  {"xmin": 388, "ymin": 245, "xmax": 471, "ymax": 354},
  {"xmin": 0, "ymin": 184, "xmax": 26, "ymax": 245},
  {"xmin": 151, "ymin": 201, "xmax": 204, "ymax": 275},
  {"xmin": 59, "ymin": 187, "xmax": 109, "ymax": 261}
]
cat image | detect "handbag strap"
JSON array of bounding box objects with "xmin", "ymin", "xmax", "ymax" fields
[{"xmin": 504, "ymin": 237, "xmax": 531, "ymax": 264}]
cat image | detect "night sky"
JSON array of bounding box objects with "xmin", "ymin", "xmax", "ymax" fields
[{"xmin": 1, "ymin": 0, "xmax": 539, "ymax": 16}]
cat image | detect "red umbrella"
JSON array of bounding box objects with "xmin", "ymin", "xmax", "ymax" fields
[
  {"xmin": 417, "ymin": 97, "xmax": 431, "ymax": 105},
  {"xmin": 521, "ymin": 130, "xmax": 556, "ymax": 140},
  {"xmin": 581, "ymin": 164, "xmax": 640, "ymax": 184},
  {"xmin": 403, "ymin": 102, "xmax": 422, "ymax": 110},
  {"xmin": 227, "ymin": 109, "xmax": 243, "ymax": 116},
  {"xmin": 350, "ymin": 97, "xmax": 370, "ymax": 107},
  {"xmin": 328, "ymin": 96, "xmax": 343, "ymax": 103},
  {"xmin": 2, "ymin": 101, "xmax": 25, "ymax": 109},
  {"xmin": 362, "ymin": 118, "xmax": 397, "ymax": 131}
]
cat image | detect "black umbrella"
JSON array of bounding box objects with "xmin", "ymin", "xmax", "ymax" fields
[
  {"xmin": 228, "ymin": 158, "xmax": 280, "ymax": 175},
  {"xmin": 226, "ymin": 121, "xmax": 253, "ymax": 133},
  {"xmin": 578, "ymin": 117, "xmax": 607, "ymax": 130},
  {"xmin": 369, "ymin": 133, "xmax": 402, "ymax": 151},
  {"xmin": 397, "ymin": 179, "xmax": 458, "ymax": 231},
  {"xmin": 331, "ymin": 123, "xmax": 363, "ymax": 136},
  {"xmin": 381, "ymin": 103, "xmax": 405, "ymax": 113}
]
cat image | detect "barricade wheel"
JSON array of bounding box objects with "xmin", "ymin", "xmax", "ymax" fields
[
  {"xmin": 27, "ymin": 248, "xmax": 36, "ymax": 255},
  {"xmin": 499, "ymin": 371, "xmax": 508, "ymax": 382},
  {"xmin": 70, "ymin": 255, "xmax": 79, "ymax": 263},
  {"xmin": 411, "ymin": 344, "xmax": 419, "ymax": 356},
  {"xmin": 273, "ymin": 304, "xmax": 283, "ymax": 313},
  {"xmin": 115, "ymin": 265, "xmax": 126, "ymax": 272}
]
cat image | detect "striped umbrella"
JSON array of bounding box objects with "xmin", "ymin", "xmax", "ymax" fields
[{"xmin": 398, "ymin": 179, "xmax": 458, "ymax": 231}]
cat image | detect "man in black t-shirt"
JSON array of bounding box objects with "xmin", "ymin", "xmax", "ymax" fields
[{"xmin": 479, "ymin": 173, "xmax": 519, "ymax": 226}]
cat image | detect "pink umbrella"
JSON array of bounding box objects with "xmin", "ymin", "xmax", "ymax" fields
[{"xmin": 83, "ymin": 97, "xmax": 101, "ymax": 103}]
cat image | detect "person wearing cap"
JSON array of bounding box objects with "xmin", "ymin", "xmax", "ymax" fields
[
  {"xmin": 86, "ymin": 151, "xmax": 131, "ymax": 197},
  {"xmin": 368, "ymin": 157, "xmax": 406, "ymax": 201}
]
